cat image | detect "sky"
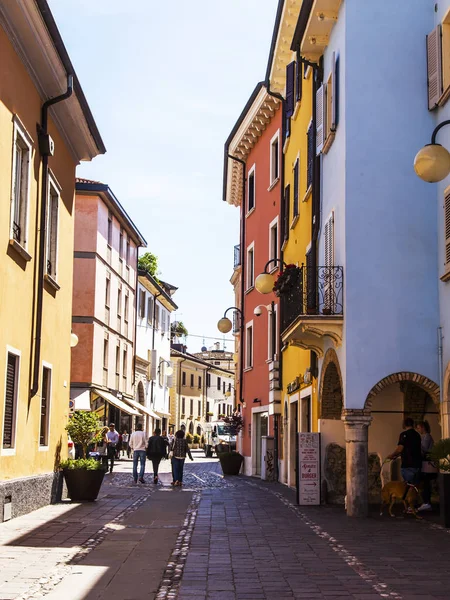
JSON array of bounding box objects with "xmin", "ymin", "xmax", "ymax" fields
[{"xmin": 48, "ymin": 0, "xmax": 278, "ymax": 353}]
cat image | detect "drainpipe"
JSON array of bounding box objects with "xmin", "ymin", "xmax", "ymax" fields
[{"xmin": 31, "ymin": 74, "xmax": 73, "ymax": 397}]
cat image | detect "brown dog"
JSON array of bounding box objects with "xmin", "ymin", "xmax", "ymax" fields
[{"xmin": 379, "ymin": 481, "xmax": 422, "ymax": 519}]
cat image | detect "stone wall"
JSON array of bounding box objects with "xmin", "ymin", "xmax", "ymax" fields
[{"xmin": 0, "ymin": 472, "xmax": 63, "ymax": 523}]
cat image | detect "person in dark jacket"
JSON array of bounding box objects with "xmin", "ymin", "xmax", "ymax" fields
[
  {"xmin": 170, "ymin": 429, "xmax": 193, "ymax": 486},
  {"xmin": 146, "ymin": 428, "xmax": 168, "ymax": 484}
]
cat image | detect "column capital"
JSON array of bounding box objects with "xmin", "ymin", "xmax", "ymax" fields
[{"xmin": 341, "ymin": 408, "xmax": 372, "ymax": 427}]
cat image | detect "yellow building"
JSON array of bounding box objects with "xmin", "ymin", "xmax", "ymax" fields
[
  {"xmin": 266, "ymin": 0, "xmax": 317, "ymax": 488},
  {"xmin": 0, "ymin": 2, "xmax": 104, "ymax": 520}
]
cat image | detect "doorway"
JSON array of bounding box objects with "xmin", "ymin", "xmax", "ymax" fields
[
  {"xmin": 300, "ymin": 395, "xmax": 311, "ymax": 432},
  {"xmin": 289, "ymin": 401, "xmax": 298, "ymax": 488},
  {"xmin": 255, "ymin": 412, "xmax": 268, "ymax": 476}
]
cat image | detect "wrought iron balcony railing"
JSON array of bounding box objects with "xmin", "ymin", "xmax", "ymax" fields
[
  {"xmin": 281, "ymin": 265, "xmax": 344, "ymax": 332},
  {"xmin": 234, "ymin": 244, "xmax": 241, "ymax": 268}
]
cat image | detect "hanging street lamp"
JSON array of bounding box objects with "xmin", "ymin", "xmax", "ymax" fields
[
  {"xmin": 255, "ymin": 258, "xmax": 287, "ymax": 294},
  {"xmin": 414, "ymin": 120, "xmax": 450, "ymax": 183}
]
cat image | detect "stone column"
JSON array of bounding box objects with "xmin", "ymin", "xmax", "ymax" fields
[{"xmin": 342, "ymin": 409, "xmax": 372, "ymax": 518}]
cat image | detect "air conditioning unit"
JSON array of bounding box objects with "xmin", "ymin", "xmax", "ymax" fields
[{"xmin": 303, "ymin": 369, "xmax": 312, "ymax": 384}]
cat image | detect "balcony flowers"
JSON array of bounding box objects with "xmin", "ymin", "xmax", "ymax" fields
[{"xmin": 273, "ymin": 264, "xmax": 301, "ymax": 297}]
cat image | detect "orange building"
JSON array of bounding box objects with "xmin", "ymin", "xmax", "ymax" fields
[{"xmin": 223, "ymin": 83, "xmax": 282, "ymax": 477}]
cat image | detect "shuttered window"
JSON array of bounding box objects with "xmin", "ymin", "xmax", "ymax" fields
[
  {"xmin": 307, "ymin": 123, "xmax": 314, "ymax": 189},
  {"xmin": 283, "ymin": 185, "xmax": 290, "ymax": 242},
  {"xmin": 286, "ymin": 61, "xmax": 295, "ymax": 118},
  {"xmin": 324, "ymin": 213, "xmax": 334, "ymax": 268},
  {"xmin": 445, "ymin": 190, "xmax": 450, "ymax": 269},
  {"xmin": 293, "ymin": 160, "xmax": 299, "ymax": 218},
  {"xmin": 190, "ymin": 399, "xmax": 194, "ymax": 416},
  {"xmin": 296, "ymin": 58, "xmax": 303, "ymax": 102},
  {"xmin": 316, "ymin": 85, "xmax": 325, "ymax": 155},
  {"xmin": 40, "ymin": 367, "xmax": 51, "ymax": 446},
  {"xmin": 427, "ymin": 25, "xmax": 443, "ymax": 110},
  {"xmin": 190, "ymin": 374, "xmax": 194, "ymax": 388},
  {"xmin": 3, "ymin": 353, "xmax": 18, "ymax": 449},
  {"xmin": 182, "ymin": 371, "xmax": 186, "ymax": 386},
  {"xmin": 147, "ymin": 296, "xmax": 153, "ymax": 324},
  {"xmin": 46, "ymin": 180, "xmax": 59, "ymax": 280}
]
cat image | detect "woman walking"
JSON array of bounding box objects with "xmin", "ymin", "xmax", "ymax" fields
[
  {"xmin": 147, "ymin": 428, "xmax": 168, "ymax": 484},
  {"xmin": 95, "ymin": 427, "xmax": 109, "ymax": 470},
  {"xmin": 170, "ymin": 430, "xmax": 193, "ymax": 486},
  {"xmin": 416, "ymin": 420, "xmax": 438, "ymax": 512}
]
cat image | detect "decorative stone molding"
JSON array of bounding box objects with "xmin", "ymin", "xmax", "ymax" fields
[
  {"xmin": 365, "ymin": 372, "xmax": 439, "ymax": 410},
  {"xmin": 319, "ymin": 348, "xmax": 343, "ymax": 420},
  {"xmin": 283, "ymin": 317, "xmax": 343, "ymax": 357}
]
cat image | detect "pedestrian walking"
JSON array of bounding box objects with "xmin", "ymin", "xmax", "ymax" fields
[
  {"xmin": 121, "ymin": 430, "xmax": 130, "ymax": 458},
  {"xmin": 116, "ymin": 432, "xmax": 123, "ymax": 460},
  {"xmin": 162, "ymin": 430, "xmax": 170, "ymax": 458},
  {"xmin": 147, "ymin": 428, "xmax": 169, "ymax": 484},
  {"xmin": 95, "ymin": 426, "xmax": 109, "ymax": 470},
  {"xmin": 130, "ymin": 423, "xmax": 147, "ymax": 484},
  {"xmin": 170, "ymin": 429, "xmax": 193, "ymax": 487},
  {"xmin": 106, "ymin": 423, "xmax": 120, "ymax": 473},
  {"xmin": 416, "ymin": 420, "xmax": 438, "ymax": 512},
  {"xmin": 387, "ymin": 417, "xmax": 422, "ymax": 484}
]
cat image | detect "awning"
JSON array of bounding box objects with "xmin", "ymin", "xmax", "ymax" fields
[
  {"xmin": 155, "ymin": 410, "xmax": 171, "ymax": 418},
  {"xmin": 72, "ymin": 390, "xmax": 91, "ymax": 411},
  {"xmin": 92, "ymin": 389, "xmax": 141, "ymax": 416},
  {"xmin": 123, "ymin": 397, "xmax": 160, "ymax": 420}
]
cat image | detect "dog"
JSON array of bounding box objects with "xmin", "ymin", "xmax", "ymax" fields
[{"xmin": 380, "ymin": 481, "xmax": 422, "ymax": 519}]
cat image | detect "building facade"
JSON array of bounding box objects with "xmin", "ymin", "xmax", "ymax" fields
[
  {"xmin": 71, "ymin": 180, "xmax": 147, "ymax": 434},
  {"xmin": 0, "ymin": 1, "xmax": 104, "ymax": 520},
  {"xmin": 224, "ymin": 83, "xmax": 283, "ymax": 477},
  {"xmin": 135, "ymin": 270, "xmax": 178, "ymax": 433},
  {"xmin": 193, "ymin": 343, "xmax": 235, "ymax": 373}
]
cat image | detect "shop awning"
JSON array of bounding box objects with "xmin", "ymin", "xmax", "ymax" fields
[
  {"xmin": 92, "ymin": 389, "xmax": 141, "ymax": 416},
  {"xmin": 123, "ymin": 397, "xmax": 160, "ymax": 420},
  {"xmin": 72, "ymin": 390, "xmax": 91, "ymax": 411},
  {"xmin": 155, "ymin": 410, "xmax": 171, "ymax": 418}
]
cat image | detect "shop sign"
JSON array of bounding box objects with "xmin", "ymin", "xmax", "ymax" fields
[
  {"xmin": 287, "ymin": 377, "xmax": 300, "ymax": 394},
  {"xmin": 298, "ymin": 432, "xmax": 320, "ymax": 505}
]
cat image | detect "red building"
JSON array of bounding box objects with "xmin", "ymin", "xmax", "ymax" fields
[{"xmin": 223, "ymin": 83, "xmax": 282, "ymax": 477}]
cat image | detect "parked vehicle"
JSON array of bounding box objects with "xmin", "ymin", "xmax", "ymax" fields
[{"xmin": 203, "ymin": 421, "xmax": 236, "ymax": 457}]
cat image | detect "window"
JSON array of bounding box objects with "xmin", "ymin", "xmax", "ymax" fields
[
  {"xmin": 181, "ymin": 397, "xmax": 186, "ymax": 414},
  {"xmin": 247, "ymin": 166, "xmax": 255, "ymax": 213},
  {"xmin": 427, "ymin": 25, "xmax": 443, "ymax": 109},
  {"xmin": 223, "ymin": 381, "xmax": 226, "ymax": 394},
  {"xmin": 316, "ymin": 85, "xmax": 325, "ymax": 155},
  {"xmin": 10, "ymin": 118, "xmax": 32, "ymax": 250},
  {"xmin": 214, "ymin": 361, "xmax": 221, "ymax": 365},
  {"xmin": 161, "ymin": 310, "xmax": 167, "ymax": 335},
  {"xmin": 246, "ymin": 243, "xmax": 254, "ymax": 290},
  {"xmin": 269, "ymin": 218, "xmax": 278, "ymax": 264},
  {"xmin": 46, "ymin": 178, "xmax": 59, "ymax": 281},
  {"xmin": 103, "ymin": 337, "xmax": 109, "ymax": 385},
  {"xmin": 217, "ymin": 377, "xmax": 221, "ymax": 391},
  {"xmin": 228, "ymin": 382, "xmax": 232, "ymax": 392},
  {"xmin": 147, "ymin": 296, "xmax": 153, "ymax": 325},
  {"xmin": 155, "ymin": 304, "xmax": 160, "ymax": 330},
  {"xmin": 105, "ymin": 277, "xmax": 111, "ymax": 308},
  {"xmin": 117, "ymin": 286, "xmax": 122, "ymax": 317},
  {"xmin": 107, "ymin": 212, "xmax": 113, "ymax": 247},
  {"xmin": 198, "ymin": 376, "xmax": 202, "ymax": 389},
  {"xmin": 270, "ymin": 132, "xmax": 280, "ymax": 184},
  {"xmin": 139, "ymin": 289, "xmax": 145, "ymax": 318},
  {"xmin": 40, "ymin": 366, "xmax": 51, "ymax": 446},
  {"xmin": 190, "ymin": 373, "xmax": 194, "ymax": 388},
  {"xmin": 115, "ymin": 345, "xmax": 120, "ymax": 388},
  {"xmin": 207, "ymin": 373, "xmax": 211, "ymax": 388},
  {"xmin": 122, "ymin": 348, "xmax": 128, "ymax": 384},
  {"xmin": 126, "ymin": 239, "xmax": 130, "ymax": 264},
  {"xmin": 285, "ymin": 61, "xmax": 295, "ymax": 125},
  {"xmin": 307, "ymin": 122, "xmax": 314, "ymax": 189},
  {"xmin": 190, "ymin": 399, "xmax": 194, "ymax": 416},
  {"xmin": 119, "ymin": 228, "xmax": 124, "ymax": 260},
  {"xmin": 293, "ymin": 159, "xmax": 299, "ymax": 219},
  {"xmin": 323, "ymin": 52, "xmax": 338, "ymax": 154},
  {"xmin": 245, "ymin": 323, "xmax": 253, "ymax": 369},
  {"xmin": 283, "ymin": 185, "xmax": 290, "ymax": 243},
  {"xmin": 3, "ymin": 351, "xmax": 19, "ymax": 450},
  {"xmin": 124, "ymin": 293, "xmax": 129, "ymax": 323},
  {"xmin": 198, "ymin": 400, "xmax": 201, "ymax": 415},
  {"xmin": 268, "ymin": 307, "xmax": 277, "ymax": 361},
  {"xmin": 182, "ymin": 371, "xmax": 186, "ymax": 386}
]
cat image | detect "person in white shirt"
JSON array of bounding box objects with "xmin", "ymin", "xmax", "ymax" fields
[
  {"xmin": 129, "ymin": 423, "xmax": 147, "ymax": 483},
  {"xmin": 106, "ymin": 423, "xmax": 119, "ymax": 473}
]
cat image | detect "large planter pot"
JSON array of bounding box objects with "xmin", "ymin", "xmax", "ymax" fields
[
  {"xmin": 440, "ymin": 472, "xmax": 450, "ymax": 527},
  {"xmin": 63, "ymin": 468, "xmax": 105, "ymax": 502},
  {"xmin": 219, "ymin": 452, "xmax": 244, "ymax": 476}
]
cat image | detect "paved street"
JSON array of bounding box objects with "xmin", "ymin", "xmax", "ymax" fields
[{"xmin": 1, "ymin": 452, "xmax": 450, "ymax": 600}]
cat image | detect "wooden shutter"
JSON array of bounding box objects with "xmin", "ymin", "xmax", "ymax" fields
[
  {"xmin": 316, "ymin": 85, "xmax": 325, "ymax": 154},
  {"xmin": 305, "ymin": 248, "xmax": 316, "ymax": 312},
  {"xmin": 445, "ymin": 190, "xmax": 450, "ymax": 267},
  {"xmin": 286, "ymin": 61, "xmax": 295, "ymax": 118},
  {"xmin": 296, "ymin": 58, "xmax": 303, "ymax": 102},
  {"xmin": 324, "ymin": 213, "xmax": 334, "ymax": 267},
  {"xmin": 293, "ymin": 160, "xmax": 299, "ymax": 217},
  {"xmin": 3, "ymin": 354, "xmax": 17, "ymax": 449},
  {"xmin": 307, "ymin": 124, "xmax": 314, "ymax": 188},
  {"xmin": 427, "ymin": 25, "xmax": 443, "ymax": 110},
  {"xmin": 330, "ymin": 51, "xmax": 337, "ymax": 132}
]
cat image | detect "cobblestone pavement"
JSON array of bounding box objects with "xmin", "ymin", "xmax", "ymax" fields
[{"xmin": 2, "ymin": 453, "xmax": 450, "ymax": 599}]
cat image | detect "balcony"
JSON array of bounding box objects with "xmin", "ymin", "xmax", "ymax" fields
[
  {"xmin": 234, "ymin": 245, "xmax": 241, "ymax": 268},
  {"xmin": 281, "ymin": 266, "xmax": 344, "ymax": 357}
]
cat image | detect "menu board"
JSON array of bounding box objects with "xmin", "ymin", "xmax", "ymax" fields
[{"xmin": 298, "ymin": 432, "xmax": 320, "ymax": 505}]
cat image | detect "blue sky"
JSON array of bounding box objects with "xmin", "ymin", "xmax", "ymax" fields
[{"xmin": 49, "ymin": 0, "xmax": 278, "ymax": 352}]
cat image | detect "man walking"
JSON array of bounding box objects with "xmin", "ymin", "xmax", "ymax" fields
[
  {"xmin": 147, "ymin": 428, "xmax": 169, "ymax": 484},
  {"xmin": 130, "ymin": 423, "xmax": 147, "ymax": 484},
  {"xmin": 106, "ymin": 423, "xmax": 119, "ymax": 473},
  {"xmin": 387, "ymin": 417, "xmax": 422, "ymax": 484}
]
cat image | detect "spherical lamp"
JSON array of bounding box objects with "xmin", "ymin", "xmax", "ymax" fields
[
  {"xmin": 217, "ymin": 317, "xmax": 232, "ymax": 334},
  {"xmin": 70, "ymin": 332, "xmax": 79, "ymax": 348},
  {"xmin": 255, "ymin": 272, "xmax": 275, "ymax": 294},
  {"xmin": 166, "ymin": 366, "xmax": 174, "ymax": 377},
  {"xmin": 414, "ymin": 143, "xmax": 450, "ymax": 182},
  {"xmin": 225, "ymin": 391, "xmax": 231, "ymax": 398}
]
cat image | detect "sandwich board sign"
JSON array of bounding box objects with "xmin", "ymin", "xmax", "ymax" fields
[{"xmin": 298, "ymin": 432, "xmax": 320, "ymax": 505}]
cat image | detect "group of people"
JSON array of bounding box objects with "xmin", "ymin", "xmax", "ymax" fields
[
  {"xmin": 387, "ymin": 418, "xmax": 438, "ymax": 511},
  {"xmin": 96, "ymin": 424, "xmax": 194, "ymax": 485}
]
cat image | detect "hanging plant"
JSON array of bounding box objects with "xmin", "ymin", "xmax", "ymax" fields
[{"xmin": 273, "ymin": 264, "xmax": 301, "ymax": 297}]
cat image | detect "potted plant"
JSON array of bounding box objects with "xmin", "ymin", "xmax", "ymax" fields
[
  {"xmin": 429, "ymin": 438, "xmax": 450, "ymax": 527},
  {"xmin": 185, "ymin": 432, "xmax": 193, "ymax": 445},
  {"xmin": 192, "ymin": 434, "xmax": 200, "ymax": 449},
  {"xmin": 62, "ymin": 411, "xmax": 105, "ymax": 502},
  {"xmin": 217, "ymin": 413, "xmax": 244, "ymax": 476},
  {"xmin": 273, "ymin": 264, "xmax": 302, "ymax": 297}
]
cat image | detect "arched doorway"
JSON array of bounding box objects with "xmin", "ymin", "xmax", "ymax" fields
[
  {"xmin": 189, "ymin": 421, "xmax": 194, "ymax": 435},
  {"xmin": 196, "ymin": 425, "xmax": 202, "ymax": 436},
  {"xmin": 319, "ymin": 349, "xmax": 345, "ymax": 504}
]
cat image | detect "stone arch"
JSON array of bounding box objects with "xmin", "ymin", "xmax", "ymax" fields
[
  {"xmin": 137, "ymin": 381, "xmax": 145, "ymax": 405},
  {"xmin": 189, "ymin": 422, "xmax": 194, "ymax": 435},
  {"xmin": 319, "ymin": 348, "xmax": 343, "ymax": 419},
  {"xmin": 365, "ymin": 372, "xmax": 440, "ymax": 411}
]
